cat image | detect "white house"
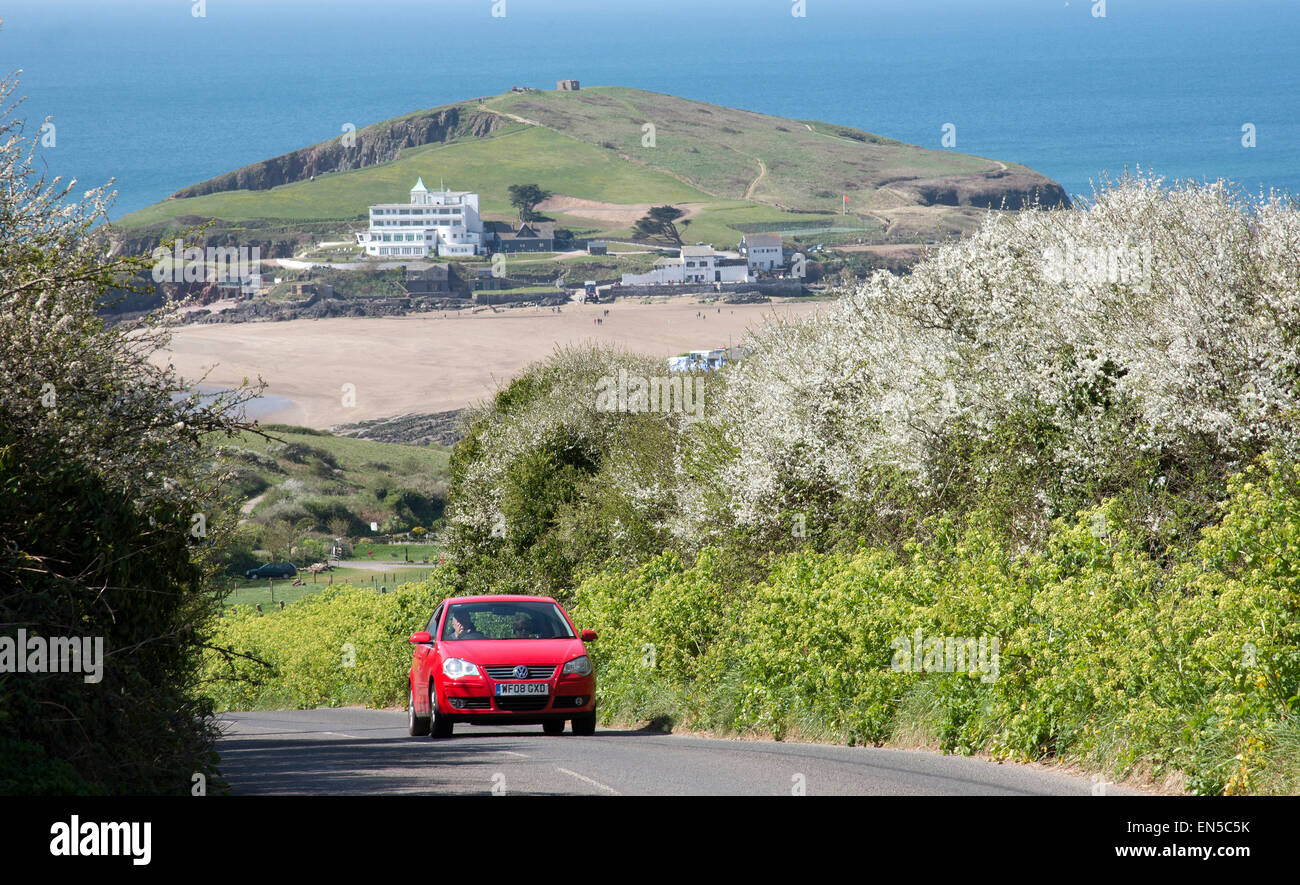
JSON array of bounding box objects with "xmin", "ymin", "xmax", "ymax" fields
[
  {"xmin": 740, "ymin": 234, "xmax": 784, "ymax": 272},
  {"xmin": 666, "ymin": 349, "xmax": 728, "ymax": 372},
  {"xmin": 356, "ymin": 178, "xmax": 484, "ymax": 258},
  {"xmin": 622, "ymin": 245, "xmax": 750, "ymax": 285}
]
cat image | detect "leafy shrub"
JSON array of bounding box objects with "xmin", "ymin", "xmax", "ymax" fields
[
  {"xmin": 568, "ymin": 457, "xmax": 1300, "ymax": 793},
  {"xmin": 1, "ymin": 59, "xmax": 261, "ymax": 794},
  {"xmin": 203, "ymin": 575, "xmax": 453, "ymax": 711}
]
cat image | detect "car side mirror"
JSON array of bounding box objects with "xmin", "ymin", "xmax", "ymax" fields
[
  {"xmin": 580, "ymin": 629, "xmax": 597, "ymax": 642},
  {"xmin": 409, "ymin": 631, "xmax": 432, "ymax": 644}
]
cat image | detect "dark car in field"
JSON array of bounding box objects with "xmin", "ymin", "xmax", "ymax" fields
[
  {"xmin": 408, "ymin": 595, "xmax": 597, "ymax": 738},
  {"xmin": 244, "ymin": 562, "xmax": 297, "ymax": 579}
]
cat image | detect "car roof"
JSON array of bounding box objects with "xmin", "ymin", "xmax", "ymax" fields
[{"xmin": 445, "ymin": 595, "xmax": 559, "ymax": 605}]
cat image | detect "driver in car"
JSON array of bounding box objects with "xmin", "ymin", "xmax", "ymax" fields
[{"xmin": 448, "ymin": 611, "xmax": 484, "ymax": 640}]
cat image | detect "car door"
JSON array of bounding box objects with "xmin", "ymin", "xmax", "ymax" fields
[{"xmin": 413, "ymin": 603, "xmax": 443, "ymax": 713}]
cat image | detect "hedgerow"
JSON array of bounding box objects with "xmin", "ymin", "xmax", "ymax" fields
[
  {"xmin": 201, "ymin": 575, "xmax": 451, "ymax": 711},
  {"xmin": 568, "ymin": 458, "xmax": 1300, "ymax": 794},
  {"xmin": 1, "ymin": 59, "xmax": 262, "ymax": 794},
  {"xmin": 431, "ymin": 177, "xmax": 1299, "ymax": 793}
]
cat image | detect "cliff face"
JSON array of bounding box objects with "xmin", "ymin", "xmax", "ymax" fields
[
  {"xmin": 895, "ymin": 170, "xmax": 1070, "ymax": 210},
  {"xmin": 171, "ymin": 105, "xmax": 505, "ymax": 199}
]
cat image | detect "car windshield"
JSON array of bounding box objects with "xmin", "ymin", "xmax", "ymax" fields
[{"xmin": 441, "ymin": 601, "xmax": 575, "ymax": 641}]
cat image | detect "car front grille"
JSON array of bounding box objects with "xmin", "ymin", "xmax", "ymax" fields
[
  {"xmin": 484, "ymin": 665, "xmax": 557, "ymax": 681},
  {"xmin": 495, "ymin": 695, "xmax": 551, "ymax": 712},
  {"xmin": 451, "ymin": 697, "xmax": 491, "ymax": 710}
]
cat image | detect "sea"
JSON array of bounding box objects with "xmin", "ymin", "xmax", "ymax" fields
[{"xmin": 1, "ymin": 0, "xmax": 1296, "ymax": 219}]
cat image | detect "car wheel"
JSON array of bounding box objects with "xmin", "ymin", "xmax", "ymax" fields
[
  {"xmin": 542, "ymin": 719, "xmax": 565, "ymax": 735},
  {"xmin": 429, "ymin": 683, "xmax": 453, "ymax": 738},
  {"xmin": 572, "ymin": 712, "xmax": 596, "ymax": 736},
  {"xmin": 408, "ymin": 685, "xmax": 429, "ymax": 737}
]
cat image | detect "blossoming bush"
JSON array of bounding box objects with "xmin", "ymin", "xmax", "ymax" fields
[
  {"xmin": 445, "ymin": 176, "xmax": 1300, "ymax": 792},
  {"xmin": 0, "ymin": 59, "xmax": 261, "ymax": 793},
  {"xmin": 696, "ymin": 176, "xmax": 1300, "ymax": 550},
  {"xmin": 446, "ymin": 344, "xmax": 716, "ymax": 597}
]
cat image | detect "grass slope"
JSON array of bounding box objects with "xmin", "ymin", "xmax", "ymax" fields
[
  {"xmin": 488, "ymin": 86, "xmax": 1004, "ymax": 211},
  {"xmin": 116, "ymin": 87, "xmax": 1059, "ymax": 249},
  {"xmin": 220, "ymin": 425, "xmax": 451, "ymax": 533}
]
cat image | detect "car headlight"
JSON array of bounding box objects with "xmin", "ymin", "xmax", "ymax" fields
[
  {"xmin": 562, "ymin": 655, "xmax": 592, "ymax": 677},
  {"xmin": 442, "ymin": 658, "xmax": 480, "ymax": 679}
]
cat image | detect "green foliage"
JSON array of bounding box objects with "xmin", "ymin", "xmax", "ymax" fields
[
  {"xmin": 0, "ymin": 435, "xmax": 219, "ymax": 795},
  {"xmin": 202, "ymin": 575, "xmax": 453, "ymax": 711},
  {"xmin": 633, "ymin": 205, "xmax": 690, "ymax": 246},
  {"xmin": 0, "ymin": 60, "xmax": 267, "ymax": 793},
  {"xmin": 445, "ymin": 345, "xmax": 702, "ymax": 598},
  {"xmin": 508, "ymin": 183, "xmax": 552, "ymax": 222},
  {"xmin": 566, "ymin": 460, "xmax": 1300, "ymax": 793},
  {"xmin": 0, "ymin": 738, "xmax": 93, "ymax": 795}
]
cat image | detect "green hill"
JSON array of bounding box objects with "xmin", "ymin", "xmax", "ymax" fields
[
  {"xmin": 112, "ymin": 86, "xmax": 1068, "ymax": 251},
  {"xmin": 221, "ymin": 425, "xmax": 450, "ymax": 537}
]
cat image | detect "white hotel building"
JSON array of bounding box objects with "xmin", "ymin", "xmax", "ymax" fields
[{"xmin": 356, "ymin": 178, "xmax": 484, "ymax": 258}]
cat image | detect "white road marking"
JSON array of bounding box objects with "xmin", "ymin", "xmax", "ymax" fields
[
  {"xmin": 500, "ymin": 751, "xmax": 530, "ymax": 758},
  {"xmin": 323, "ymin": 732, "xmax": 361, "ymax": 739},
  {"xmin": 556, "ymin": 767, "xmax": 620, "ymax": 795}
]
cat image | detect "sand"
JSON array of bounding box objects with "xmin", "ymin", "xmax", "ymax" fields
[
  {"xmin": 536, "ymin": 195, "xmax": 707, "ymax": 227},
  {"xmin": 157, "ymin": 298, "xmax": 825, "ymax": 429}
]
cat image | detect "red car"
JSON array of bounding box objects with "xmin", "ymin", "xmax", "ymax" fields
[{"xmin": 407, "ymin": 595, "xmax": 597, "ymax": 738}]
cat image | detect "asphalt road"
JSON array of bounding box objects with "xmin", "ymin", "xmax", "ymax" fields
[{"xmin": 217, "ymin": 709, "xmax": 1140, "ymax": 796}]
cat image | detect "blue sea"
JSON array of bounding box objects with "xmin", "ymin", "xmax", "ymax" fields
[{"xmin": 1, "ymin": 0, "xmax": 1296, "ymax": 219}]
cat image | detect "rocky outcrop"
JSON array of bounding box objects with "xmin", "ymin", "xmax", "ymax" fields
[
  {"xmin": 171, "ymin": 104, "xmax": 505, "ymax": 199},
  {"xmin": 893, "ymin": 170, "xmax": 1070, "ymax": 210},
  {"xmin": 182, "ymin": 294, "xmax": 470, "ymax": 324}
]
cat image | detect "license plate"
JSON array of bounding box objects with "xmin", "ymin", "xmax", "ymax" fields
[{"xmin": 496, "ymin": 682, "xmax": 549, "ymax": 696}]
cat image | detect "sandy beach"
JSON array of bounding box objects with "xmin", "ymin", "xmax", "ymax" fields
[{"xmin": 157, "ymin": 299, "xmax": 826, "ymax": 429}]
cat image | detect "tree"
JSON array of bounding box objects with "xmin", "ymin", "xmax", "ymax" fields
[
  {"xmin": 326, "ymin": 514, "xmax": 352, "ymax": 541},
  {"xmin": 633, "ymin": 205, "xmax": 692, "ymax": 246},
  {"xmin": 258, "ymin": 520, "xmax": 298, "ymax": 564},
  {"xmin": 507, "ymin": 184, "xmax": 552, "ymax": 222},
  {"xmin": 0, "ymin": 50, "xmax": 263, "ymax": 794}
]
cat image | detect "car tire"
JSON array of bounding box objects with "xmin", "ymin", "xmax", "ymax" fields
[
  {"xmin": 429, "ymin": 683, "xmax": 453, "ymax": 738},
  {"xmin": 542, "ymin": 719, "xmax": 565, "ymax": 735},
  {"xmin": 408, "ymin": 685, "xmax": 429, "ymax": 737},
  {"xmin": 572, "ymin": 712, "xmax": 596, "ymax": 736}
]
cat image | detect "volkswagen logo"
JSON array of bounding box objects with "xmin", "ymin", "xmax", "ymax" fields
[{"xmin": 513, "ymin": 665, "xmax": 529, "ymax": 680}]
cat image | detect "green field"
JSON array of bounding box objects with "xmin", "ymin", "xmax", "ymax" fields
[
  {"xmin": 217, "ymin": 566, "xmax": 444, "ymax": 608},
  {"xmin": 490, "ymin": 87, "xmax": 1003, "ymax": 211},
  {"xmin": 229, "ymin": 424, "xmax": 449, "ymax": 483},
  {"xmin": 353, "ymin": 543, "xmax": 444, "ymax": 561},
  {"xmin": 215, "ymin": 425, "xmax": 452, "ymax": 586}
]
